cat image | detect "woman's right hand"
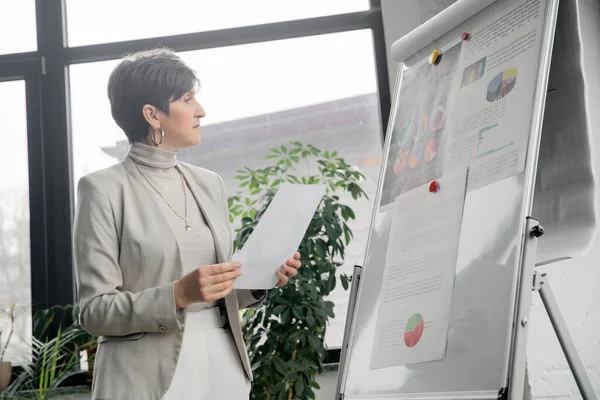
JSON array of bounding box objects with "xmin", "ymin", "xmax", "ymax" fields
[{"xmin": 174, "ymin": 262, "xmax": 242, "ymax": 308}]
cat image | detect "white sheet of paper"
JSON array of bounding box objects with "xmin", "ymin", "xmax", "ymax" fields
[
  {"xmin": 370, "ymin": 167, "xmax": 468, "ymax": 369},
  {"xmin": 390, "ymin": 0, "xmax": 496, "ymax": 63},
  {"xmin": 443, "ymin": 0, "xmax": 545, "ymax": 191},
  {"xmin": 232, "ymin": 183, "xmax": 326, "ymax": 289},
  {"xmin": 532, "ymin": 0, "xmax": 599, "ymax": 265}
]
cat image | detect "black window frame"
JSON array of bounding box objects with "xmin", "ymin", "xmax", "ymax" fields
[
  {"xmin": 0, "ymin": 59, "xmax": 46, "ymax": 313},
  {"xmin": 0, "ymin": 0, "xmax": 391, "ymax": 365}
]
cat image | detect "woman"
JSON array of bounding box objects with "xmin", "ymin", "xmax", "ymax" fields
[{"xmin": 73, "ymin": 48, "xmax": 302, "ymax": 400}]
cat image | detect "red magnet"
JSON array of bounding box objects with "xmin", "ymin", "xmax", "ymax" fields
[
  {"xmin": 429, "ymin": 180, "xmax": 439, "ymax": 193},
  {"xmin": 461, "ymin": 32, "xmax": 470, "ymax": 41}
]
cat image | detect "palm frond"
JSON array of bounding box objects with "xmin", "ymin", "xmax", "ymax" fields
[{"xmin": 8, "ymin": 323, "xmax": 90, "ymax": 397}]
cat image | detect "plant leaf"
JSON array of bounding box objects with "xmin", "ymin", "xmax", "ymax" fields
[
  {"xmin": 281, "ymin": 308, "xmax": 292, "ymax": 325},
  {"xmin": 295, "ymin": 377, "xmax": 306, "ymax": 396},
  {"xmin": 307, "ymin": 309, "xmax": 316, "ymax": 328},
  {"xmin": 272, "ymin": 305, "xmax": 287, "ymax": 315},
  {"xmin": 341, "ymin": 274, "xmax": 349, "ymax": 290}
]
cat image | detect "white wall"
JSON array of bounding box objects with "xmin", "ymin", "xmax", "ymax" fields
[
  {"xmin": 372, "ymin": 0, "xmax": 600, "ymax": 399},
  {"xmin": 315, "ymin": 370, "xmax": 338, "ymax": 400},
  {"xmin": 381, "ymin": 0, "xmax": 459, "ymax": 91},
  {"xmin": 526, "ymin": 0, "xmax": 600, "ymax": 398}
]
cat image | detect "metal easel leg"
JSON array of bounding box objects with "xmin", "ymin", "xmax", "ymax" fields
[
  {"xmin": 508, "ymin": 218, "xmax": 543, "ymax": 400},
  {"xmin": 534, "ymin": 271, "xmax": 598, "ymax": 400},
  {"xmin": 335, "ymin": 265, "xmax": 363, "ymax": 400}
]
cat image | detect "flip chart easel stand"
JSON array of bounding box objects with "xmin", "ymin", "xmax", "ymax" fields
[
  {"xmin": 511, "ymin": 219, "xmax": 597, "ymax": 400},
  {"xmin": 532, "ymin": 268, "xmax": 598, "ymax": 400},
  {"xmin": 335, "ymin": 265, "xmax": 362, "ymax": 400},
  {"xmin": 335, "ymin": 218, "xmax": 598, "ymax": 399}
]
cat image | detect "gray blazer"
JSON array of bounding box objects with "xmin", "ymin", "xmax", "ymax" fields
[{"xmin": 73, "ymin": 156, "xmax": 262, "ymax": 400}]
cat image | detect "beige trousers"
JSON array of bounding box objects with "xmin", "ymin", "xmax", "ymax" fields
[{"xmin": 162, "ymin": 308, "xmax": 250, "ymax": 399}]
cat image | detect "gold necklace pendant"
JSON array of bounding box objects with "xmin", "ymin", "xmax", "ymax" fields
[{"xmin": 134, "ymin": 162, "xmax": 193, "ymax": 232}]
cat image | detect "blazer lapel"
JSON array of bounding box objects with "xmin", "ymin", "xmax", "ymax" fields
[
  {"xmin": 175, "ymin": 163, "xmax": 253, "ymax": 378},
  {"xmin": 121, "ymin": 156, "xmax": 185, "ymax": 277},
  {"xmin": 123, "ymin": 156, "xmax": 229, "ymax": 264}
]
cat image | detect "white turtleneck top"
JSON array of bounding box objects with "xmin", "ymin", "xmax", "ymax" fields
[{"xmin": 128, "ymin": 141, "xmax": 218, "ymax": 313}]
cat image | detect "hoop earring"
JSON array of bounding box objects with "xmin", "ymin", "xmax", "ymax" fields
[{"xmin": 151, "ymin": 130, "xmax": 164, "ymax": 146}]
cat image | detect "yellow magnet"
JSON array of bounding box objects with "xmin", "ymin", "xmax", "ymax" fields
[{"xmin": 429, "ymin": 49, "xmax": 441, "ymax": 65}]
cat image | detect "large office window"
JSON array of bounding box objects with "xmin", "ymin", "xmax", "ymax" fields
[
  {"xmin": 0, "ymin": 0, "xmax": 388, "ymax": 359},
  {"xmin": 0, "ymin": 80, "xmax": 32, "ymax": 364},
  {"xmin": 65, "ymin": 0, "xmax": 369, "ymax": 47},
  {"xmin": 0, "ymin": 0, "xmax": 37, "ymax": 55},
  {"xmin": 70, "ymin": 29, "xmax": 383, "ymax": 347}
]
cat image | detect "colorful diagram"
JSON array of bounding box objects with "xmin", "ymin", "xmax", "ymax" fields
[
  {"xmin": 486, "ymin": 68, "xmax": 517, "ymax": 102},
  {"xmin": 408, "ymin": 153, "xmax": 419, "ymax": 169},
  {"xmin": 393, "ymin": 150, "xmax": 408, "ymax": 174},
  {"xmin": 424, "ymin": 138, "xmax": 439, "ymax": 162},
  {"xmin": 396, "ymin": 121, "xmax": 412, "ymax": 147},
  {"xmin": 461, "ymin": 57, "xmax": 487, "ymax": 88},
  {"xmin": 380, "ymin": 41, "xmax": 461, "ymax": 207},
  {"xmin": 404, "ymin": 313, "xmax": 424, "ymax": 347},
  {"xmin": 429, "ymin": 106, "xmax": 445, "ymax": 132},
  {"xmin": 413, "ymin": 115, "xmax": 429, "ymax": 141}
]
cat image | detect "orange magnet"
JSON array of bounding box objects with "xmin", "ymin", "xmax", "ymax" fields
[
  {"xmin": 429, "ymin": 180, "xmax": 439, "ymax": 193},
  {"xmin": 429, "ymin": 49, "xmax": 441, "ymax": 65},
  {"xmin": 461, "ymin": 32, "xmax": 470, "ymax": 41}
]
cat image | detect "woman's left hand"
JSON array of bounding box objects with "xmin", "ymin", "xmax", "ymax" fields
[{"xmin": 275, "ymin": 252, "xmax": 302, "ymax": 287}]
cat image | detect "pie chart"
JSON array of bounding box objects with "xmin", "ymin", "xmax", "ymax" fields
[
  {"xmin": 424, "ymin": 139, "xmax": 439, "ymax": 162},
  {"xmin": 413, "ymin": 115, "xmax": 428, "ymax": 140},
  {"xmin": 409, "ymin": 153, "xmax": 419, "ymax": 169},
  {"xmin": 397, "ymin": 121, "xmax": 412, "ymax": 147},
  {"xmin": 404, "ymin": 313, "xmax": 424, "ymax": 348},
  {"xmin": 429, "ymin": 106, "xmax": 445, "ymax": 132},
  {"xmin": 394, "ymin": 150, "xmax": 408, "ymax": 174},
  {"xmin": 486, "ymin": 68, "xmax": 517, "ymax": 102}
]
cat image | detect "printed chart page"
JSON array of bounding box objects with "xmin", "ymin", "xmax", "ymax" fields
[
  {"xmin": 379, "ymin": 42, "xmax": 461, "ymax": 210},
  {"xmin": 370, "ymin": 168, "xmax": 468, "ymax": 369},
  {"xmin": 444, "ymin": 0, "xmax": 546, "ymax": 191}
]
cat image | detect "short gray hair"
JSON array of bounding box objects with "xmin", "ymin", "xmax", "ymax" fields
[{"xmin": 107, "ymin": 47, "xmax": 199, "ymax": 143}]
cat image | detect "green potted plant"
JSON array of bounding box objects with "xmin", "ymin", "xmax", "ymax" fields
[
  {"xmin": 0, "ymin": 304, "xmax": 16, "ymax": 392},
  {"xmin": 228, "ymin": 141, "xmax": 368, "ymax": 399},
  {"xmin": 2, "ymin": 305, "xmax": 91, "ymax": 399},
  {"xmin": 69, "ymin": 303, "xmax": 97, "ymax": 384}
]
